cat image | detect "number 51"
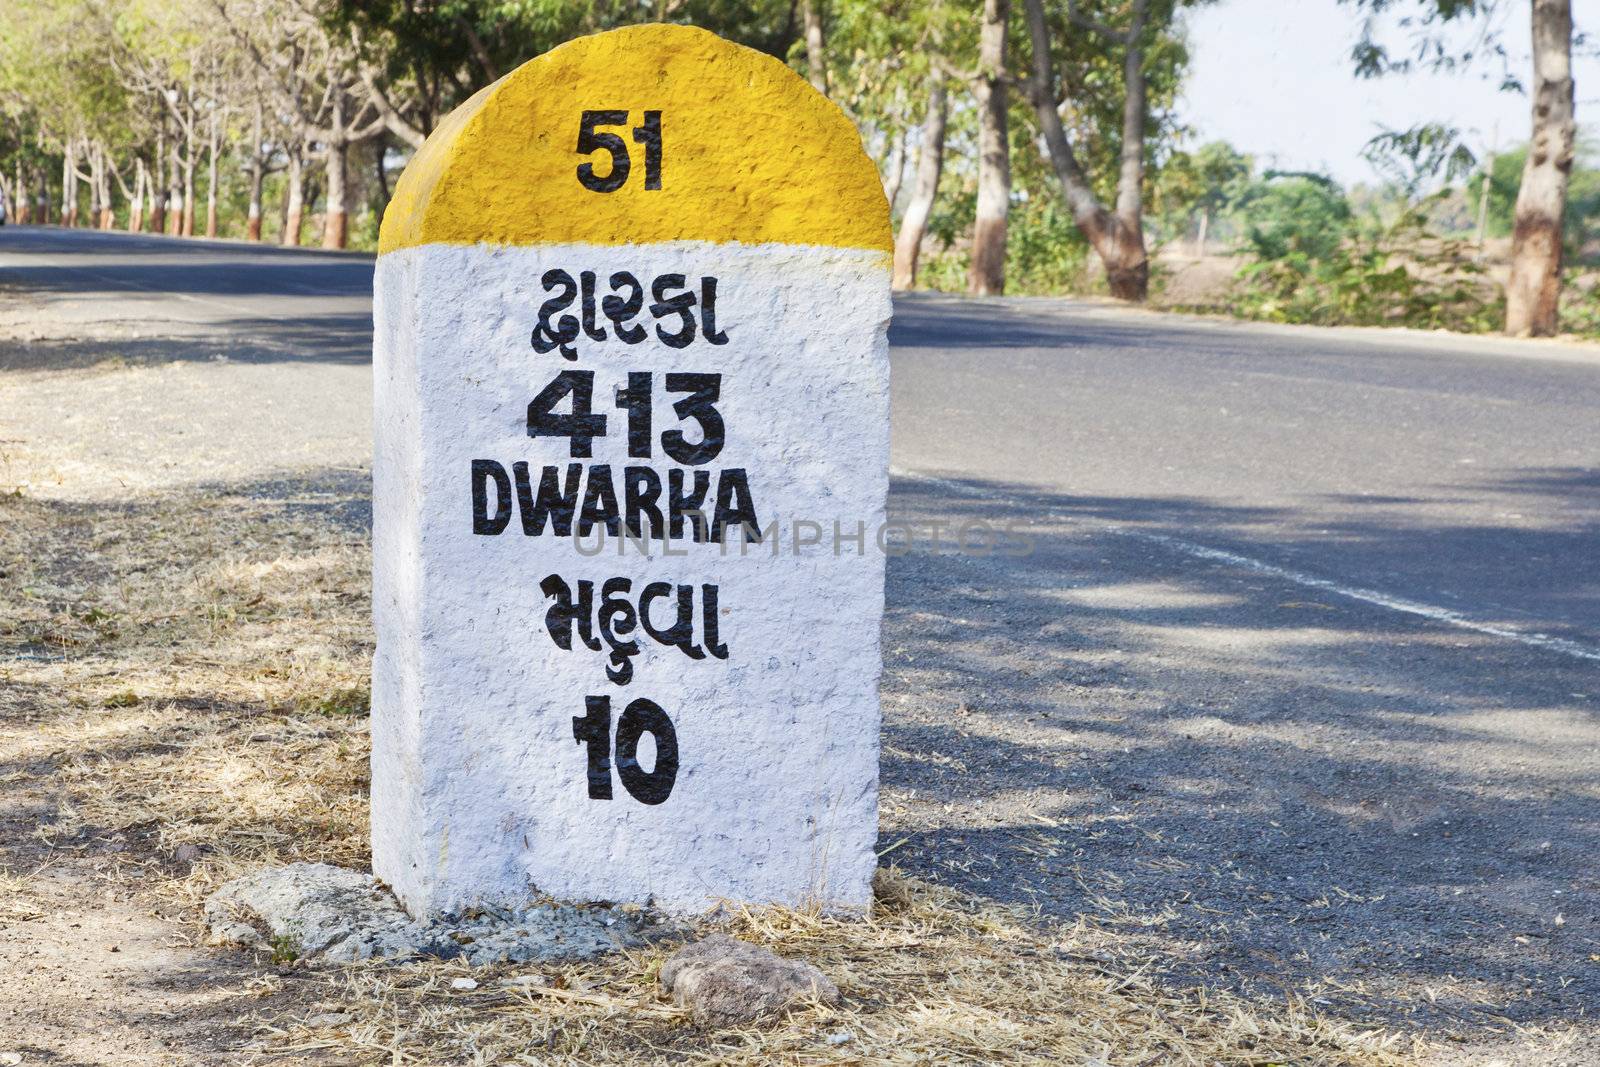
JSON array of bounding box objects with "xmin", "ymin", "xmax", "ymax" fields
[{"xmin": 576, "ymin": 110, "xmax": 662, "ymax": 193}]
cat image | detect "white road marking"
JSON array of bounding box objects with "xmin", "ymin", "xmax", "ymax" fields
[{"xmin": 891, "ymin": 467, "xmax": 1600, "ymax": 665}]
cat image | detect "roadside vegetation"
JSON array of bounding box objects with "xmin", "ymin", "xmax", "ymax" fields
[
  {"xmin": 1150, "ymin": 132, "xmax": 1600, "ymax": 337},
  {"xmin": 0, "ymin": 0, "xmax": 1588, "ymax": 337}
]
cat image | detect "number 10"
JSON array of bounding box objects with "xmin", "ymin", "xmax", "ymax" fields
[{"xmin": 573, "ymin": 695, "xmax": 679, "ymax": 804}]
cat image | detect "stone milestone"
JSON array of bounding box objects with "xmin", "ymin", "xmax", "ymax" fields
[{"xmin": 371, "ymin": 24, "xmax": 892, "ymax": 917}]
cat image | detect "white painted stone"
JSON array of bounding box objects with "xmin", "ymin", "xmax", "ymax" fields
[{"xmin": 373, "ymin": 240, "xmax": 890, "ymax": 916}]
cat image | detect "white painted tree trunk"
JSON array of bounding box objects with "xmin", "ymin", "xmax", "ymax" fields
[
  {"xmin": 181, "ymin": 119, "xmax": 196, "ymax": 236},
  {"xmin": 206, "ymin": 114, "xmax": 220, "ymax": 238},
  {"xmin": 61, "ymin": 145, "xmax": 76, "ymax": 226},
  {"xmin": 168, "ymin": 139, "xmax": 183, "ymax": 236},
  {"xmin": 130, "ymin": 157, "xmax": 146, "ymax": 232},
  {"xmin": 283, "ymin": 152, "xmax": 305, "ymax": 247},
  {"xmin": 247, "ymin": 104, "xmax": 265, "ymax": 242},
  {"xmin": 323, "ymin": 139, "xmax": 350, "ymax": 249},
  {"xmin": 892, "ymin": 78, "xmax": 948, "ymax": 291}
]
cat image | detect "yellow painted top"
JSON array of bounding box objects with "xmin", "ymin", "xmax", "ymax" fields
[{"xmin": 379, "ymin": 24, "xmax": 891, "ymax": 256}]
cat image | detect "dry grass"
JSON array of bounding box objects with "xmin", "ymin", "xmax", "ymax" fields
[
  {"xmin": 255, "ymin": 870, "xmax": 1428, "ymax": 1065},
  {"xmin": 0, "ymin": 484, "xmax": 1429, "ymax": 1065}
]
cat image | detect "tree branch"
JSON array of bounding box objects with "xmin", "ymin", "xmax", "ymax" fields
[{"xmin": 1066, "ymin": 0, "xmax": 1130, "ymax": 44}]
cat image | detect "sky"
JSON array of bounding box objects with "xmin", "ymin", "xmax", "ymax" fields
[{"xmin": 1177, "ymin": 0, "xmax": 1600, "ymax": 186}]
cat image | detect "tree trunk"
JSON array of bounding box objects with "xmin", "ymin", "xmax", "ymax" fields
[
  {"xmin": 282, "ymin": 151, "xmax": 305, "ymax": 247},
  {"xmin": 372, "ymin": 133, "xmax": 393, "ymax": 228},
  {"xmin": 1474, "ymin": 155, "xmax": 1492, "ymax": 256},
  {"xmin": 35, "ymin": 169, "xmax": 50, "ymax": 225},
  {"xmin": 1505, "ymin": 0, "xmax": 1574, "ymax": 337},
  {"xmin": 61, "ymin": 146, "xmax": 76, "ymax": 226},
  {"xmin": 150, "ymin": 126, "xmax": 167, "ymax": 235},
  {"xmin": 967, "ymin": 0, "xmax": 1010, "ymax": 295},
  {"xmin": 146, "ymin": 157, "xmax": 160, "ymax": 232},
  {"xmin": 84, "ymin": 146, "xmax": 97, "ymax": 227},
  {"xmin": 1109, "ymin": 0, "xmax": 1150, "ymax": 300},
  {"xmin": 883, "ymin": 128, "xmax": 907, "ymax": 211},
  {"xmin": 892, "ymin": 78, "xmax": 948, "ymax": 291},
  {"xmin": 181, "ymin": 122, "xmax": 196, "ymax": 236},
  {"xmin": 84, "ymin": 145, "xmax": 100, "ymax": 227},
  {"xmin": 247, "ymin": 104, "xmax": 265, "ymax": 241},
  {"xmin": 322, "ymin": 139, "xmax": 350, "ymax": 249},
  {"xmin": 206, "ymin": 113, "xmax": 220, "ymax": 238},
  {"xmin": 98, "ymin": 149, "xmax": 114, "ymax": 229},
  {"xmin": 1021, "ymin": 0, "xmax": 1147, "ymax": 301},
  {"xmin": 167, "ymin": 138, "xmax": 182, "ymax": 236},
  {"xmin": 802, "ymin": 0, "xmax": 828, "ymax": 95},
  {"xmin": 130, "ymin": 158, "xmax": 145, "ymax": 232},
  {"xmin": 13, "ymin": 161, "xmax": 27, "ymax": 223}
]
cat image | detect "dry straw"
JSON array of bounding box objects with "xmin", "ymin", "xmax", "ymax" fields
[{"xmin": 1, "ymin": 485, "xmax": 1428, "ymax": 1064}]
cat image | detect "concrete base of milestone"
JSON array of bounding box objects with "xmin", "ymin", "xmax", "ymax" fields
[{"xmin": 204, "ymin": 863, "xmax": 668, "ymax": 964}]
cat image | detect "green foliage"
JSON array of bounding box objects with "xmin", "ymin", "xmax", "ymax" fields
[
  {"xmin": 1237, "ymin": 174, "xmax": 1352, "ymax": 262},
  {"xmin": 1339, "ymin": 0, "xmax": 1505, "ymax": 82},
  {"xmin": 1361, "ymin": 123, "xmax": 1475, "ymax": 200},
  {"xmin": 269, "ymin": 933, "xmax": 300, "ymax": 965},
  {"xmin": 1465, "ymin": 149, "xmax": 1523, "ymax": 239},
  {"xmin": 1030, "ymin": 0, "xmax": 1197, "ymax": 208},
  {"xmin": 1228, "ymin": 174, "xmax": 1502, "ymax": 333},
  {"xmin": 1150, "ymin": 140, "xmax": 1253, "ymax": 226},
  {"xmin": 914, "ymin": 195, "xmax": 1093, "ymax": 295},
  {"xmin": 1558, "ymin": 273, "xmax": 1600, "ymax": 335},
  {"xmin": 1466, "ymin": 142, "xmax": 1600, "ymax": 262},
  {"xmin": 1005, "ymin": 196, "xmax": 1092, "ymax": 294}
]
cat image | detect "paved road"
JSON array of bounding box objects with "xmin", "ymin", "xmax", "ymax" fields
[{"xmin": 3, "ymin": 227, "xmax": 1597, "ymax": 1053}]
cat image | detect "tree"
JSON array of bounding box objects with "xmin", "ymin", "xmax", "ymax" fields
[
  {"xmin": 1021, "ymin": 0, "xmax": 1187, "ymax": 301},
  {"xmin": 1469, "ymin": 139, "xmax": 1600, "ymax": 257},
  {"xmin": 966, "ymin": 0, "xmax": 1010, "ymax": 294},
  {"xmin": 216, "ymin": 0, "xmax": 386, "ymax": 249},
  {"xmin": 1361, "ymin": 122, "xmax": 1476, "ymax": 201},
  {"xmin": 893, "ymin": 76, "xmax": 949, "ymax": 288},
  {"xmin": 1343, "ymin": 0, "xmax": 1581, "ymax": 335},
  {"xmin": 802, "ymin": 0, "xmax": 829, "ymax": 93},
  {"xmin": 1505, "ymin": 0, "xmax": 1574, "ymax": 335},
  {"xmin": 1149, "ymin": 140, "xmax": 1253, "ymax": 252}
]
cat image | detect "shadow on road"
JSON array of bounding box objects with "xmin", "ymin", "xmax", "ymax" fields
[
  {"xmin": 0, "ymin": 226, "xmax": 373, "ymax": 369},
  {"xmin": 0, "ymin": 316, "xmax": 373, "ymax": 370},
  {"xmin": 878, "ymin": 471, "xmax": 1598, "ymax": 1036}
]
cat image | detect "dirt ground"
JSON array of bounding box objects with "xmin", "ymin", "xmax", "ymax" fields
[{"xmin": 0, "ymin": 269, "xmax": 1592, "ymax": 1064}]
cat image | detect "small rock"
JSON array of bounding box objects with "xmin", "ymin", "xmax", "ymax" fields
[
  {"xmin": 658, "ymin": 933, "xmax": 839, "ymax": 1026},
  {"xmin": 501, "ymin": 973, "xmax": 548, "ymax": 988},
  {"xmin": 204, "ymin": 863, "xmax": 648, "ymax": 964},
  {"xmin": 304, "ymin": 1012, "xmax": 352, "ymax": 1028},
  {"xmin": 450, "ymin": 977, "xmax": 479, "ymax": 991},
  {"xmin": 209, "ymin": 921, "xmax": 261, "ymax": 948},
  {"xmin": 175, "ymin": 844, "xmax": 202, "ymax": 863},
  {"xmin": 0, "ymin": 1052, "xmax": 22, "ymax": 1065},
  {"xmin": 824, "ymin": 1030, "xmax": 852, "ymax": 1045}
]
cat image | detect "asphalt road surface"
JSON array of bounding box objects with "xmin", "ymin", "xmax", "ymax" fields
[{"xmin": 3, "ymin": 227, "xmax": 1597, "ymax": 1053}]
